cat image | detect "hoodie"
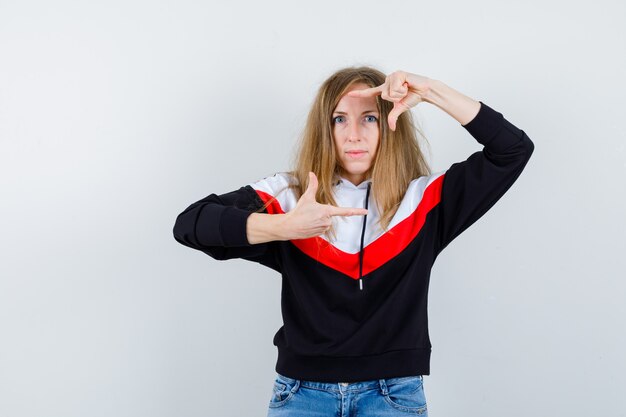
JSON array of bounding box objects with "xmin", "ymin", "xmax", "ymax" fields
[{"xmin": 172, "ymin": 101, "xmax": 535, "ymax": 382}]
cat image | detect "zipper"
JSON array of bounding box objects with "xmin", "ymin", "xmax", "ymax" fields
[{"xmin": 358, "ymin": 182, "xmax": 371, "ymax": 291}]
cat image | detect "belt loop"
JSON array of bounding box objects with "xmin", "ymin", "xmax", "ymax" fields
[{"xmin": 378, "ymin": 378, "xmax": 388, "ymax": 395}]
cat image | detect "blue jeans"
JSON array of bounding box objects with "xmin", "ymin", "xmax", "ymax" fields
[{"xmin": 267, "ymin": 372, "xmax": 428, "ymax": 416}]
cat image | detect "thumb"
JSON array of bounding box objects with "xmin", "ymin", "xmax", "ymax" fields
[
  {"xmin": 388, "ymin": 101, "xmax": 409, "ymax": 131},
  {"xmin": 302, "ymin": 171, "xmax": 318, "ymax": 200}
]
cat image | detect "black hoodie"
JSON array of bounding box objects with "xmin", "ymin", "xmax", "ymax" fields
[{"xmin": 172, "ymin": 101, "xmax": 535, "ymax": 382}]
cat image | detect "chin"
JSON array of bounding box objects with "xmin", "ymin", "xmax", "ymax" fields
[
  {"xmin": 343, "ymin": 166, "xmax": 371, "ymax": 175},
  {"xmin": 339, "ymin": 160, "xmax": 372, "ymax": 173}
]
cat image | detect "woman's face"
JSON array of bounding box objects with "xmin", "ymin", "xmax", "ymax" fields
[{"xmin": 332, "ymin": 82, "xmax": 380, "ymax": 186}]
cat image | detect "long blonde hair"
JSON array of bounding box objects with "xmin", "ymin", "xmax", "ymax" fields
[{"xmin": 261, "ymin": 66, "xmax": 432, "ymax": 241}]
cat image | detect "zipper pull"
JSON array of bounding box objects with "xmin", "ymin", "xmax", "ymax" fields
[{"xmin": 359, "ymin": 278, "xmax": 363, "ymax": 290}]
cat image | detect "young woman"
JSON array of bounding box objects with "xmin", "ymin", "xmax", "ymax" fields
[{"xmin": 173, "ymin": 66, "xmax": 535, "ymax": 416}]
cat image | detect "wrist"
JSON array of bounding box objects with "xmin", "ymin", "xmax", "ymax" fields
[
  {"xmin": 422, "ymin": 79, "xmax": 481, "ymax": 126},
  {"xmin": 272, "ymin": 213, "xmax": 291, "ymax": 241},
  {"xmin": 247, "ymin": 212, "xmax": 289, "ymax": 245},
  {"xmin": 421, "ymin": 79, "xmax": 448, "ymax": 106}
]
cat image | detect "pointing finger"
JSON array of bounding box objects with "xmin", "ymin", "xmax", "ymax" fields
[
  {"xmin": 346, "ymin": 85, "xmax": 384, "ymax": 98},
  {"xmin": 328, "ymin": 206, "xmax": 368, "ymax": 217}
]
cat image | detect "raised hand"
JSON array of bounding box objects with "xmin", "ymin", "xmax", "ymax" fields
[
  {"xmin": 283, "ymin": 172, "xmax": 368, "ymax": 240},
  {"xmin": 347, "ymin": 70, "xmax": 433, "ymax": 131}
]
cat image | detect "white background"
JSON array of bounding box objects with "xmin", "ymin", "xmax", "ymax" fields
[{"xmin": 1, "ymin": 0, "xmax": 625, "ymax": 416}]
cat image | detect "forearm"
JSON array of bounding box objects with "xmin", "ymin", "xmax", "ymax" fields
[
  {"xmin": 422, "ymin": 79, "xmax": 481, "ymax": 126},
  {"xmin": 246, "ymin": 212, "xmax": 289, "ymax": 245}
]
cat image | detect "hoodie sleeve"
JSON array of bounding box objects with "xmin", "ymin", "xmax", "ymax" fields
[
  {"xmin": 434, "ymin": 101, "xmax": 535, "ymax": 254},
  {"xmin": 172, "ymin": 183, "xmax": 281, "ymax": 272}
]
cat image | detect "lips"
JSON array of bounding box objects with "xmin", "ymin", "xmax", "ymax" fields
[{"xmin": 346, "ymin": 150, "xmax": 367, "ymax": 159}]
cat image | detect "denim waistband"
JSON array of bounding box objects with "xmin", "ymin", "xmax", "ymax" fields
[{"xmin": 277, "ymin": 373, "xmax": 423, "ymax": 393}]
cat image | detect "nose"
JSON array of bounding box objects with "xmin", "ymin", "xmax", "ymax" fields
[{"xmin": 347, "ymin": 122, "xmax": 362, "ymax": 142}]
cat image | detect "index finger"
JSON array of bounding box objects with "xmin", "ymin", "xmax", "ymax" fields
[
  {"xmin": 328, "ymin": 206, "xmax": 368, "ymax": 217},
  {"xmin": 346, "ymin": 85, "xmax": 383, "ymax": 98}
]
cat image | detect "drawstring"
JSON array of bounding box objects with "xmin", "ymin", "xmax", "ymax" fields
[{"xmin": 358, "ymin": 183, "xmax": 371, "ymax": 291}]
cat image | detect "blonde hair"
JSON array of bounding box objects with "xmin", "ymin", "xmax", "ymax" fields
[{"xmin": 261, "ymin": 65, "xmax": 432, "ymax": 241}]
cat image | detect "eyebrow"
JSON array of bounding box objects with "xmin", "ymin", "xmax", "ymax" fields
[{"xmin": 333, "ymin": 110, "xmax": 379, "ymax": 115}]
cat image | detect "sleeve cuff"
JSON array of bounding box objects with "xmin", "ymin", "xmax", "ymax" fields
[
  {"xmin": 219, "ymin": 206, "xmax": 253, "ymax": 246},
  {"xmin": 462, "ymin": 101, "xmax": 525, "ymax": 153}
]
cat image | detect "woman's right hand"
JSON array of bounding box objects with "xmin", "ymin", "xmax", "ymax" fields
[
  {"xmin": 346, "ymin": 70, "xmax": 434, "ymax": 131},
  {"xmin": 281, "ymin": 172, "xmax": 368, "ymax": 240}
]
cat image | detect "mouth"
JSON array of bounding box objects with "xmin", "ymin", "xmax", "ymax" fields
[{"xmin": 346, "ymin": 150, "xmax": 367, "ymax": 159}]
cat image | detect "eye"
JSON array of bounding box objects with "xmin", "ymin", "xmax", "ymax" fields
[
  {"xmin": 332, "ymin": 116, "xmax": 345, "ymax": 124},
  {"xmin": 365, "ymin": 115, "xmax": 378, "ymax": 123}
]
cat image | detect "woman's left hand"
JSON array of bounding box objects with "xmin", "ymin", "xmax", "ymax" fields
[{"xmin": 347, "ymin": 70, "xmax": 433, "ymax": 131}]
